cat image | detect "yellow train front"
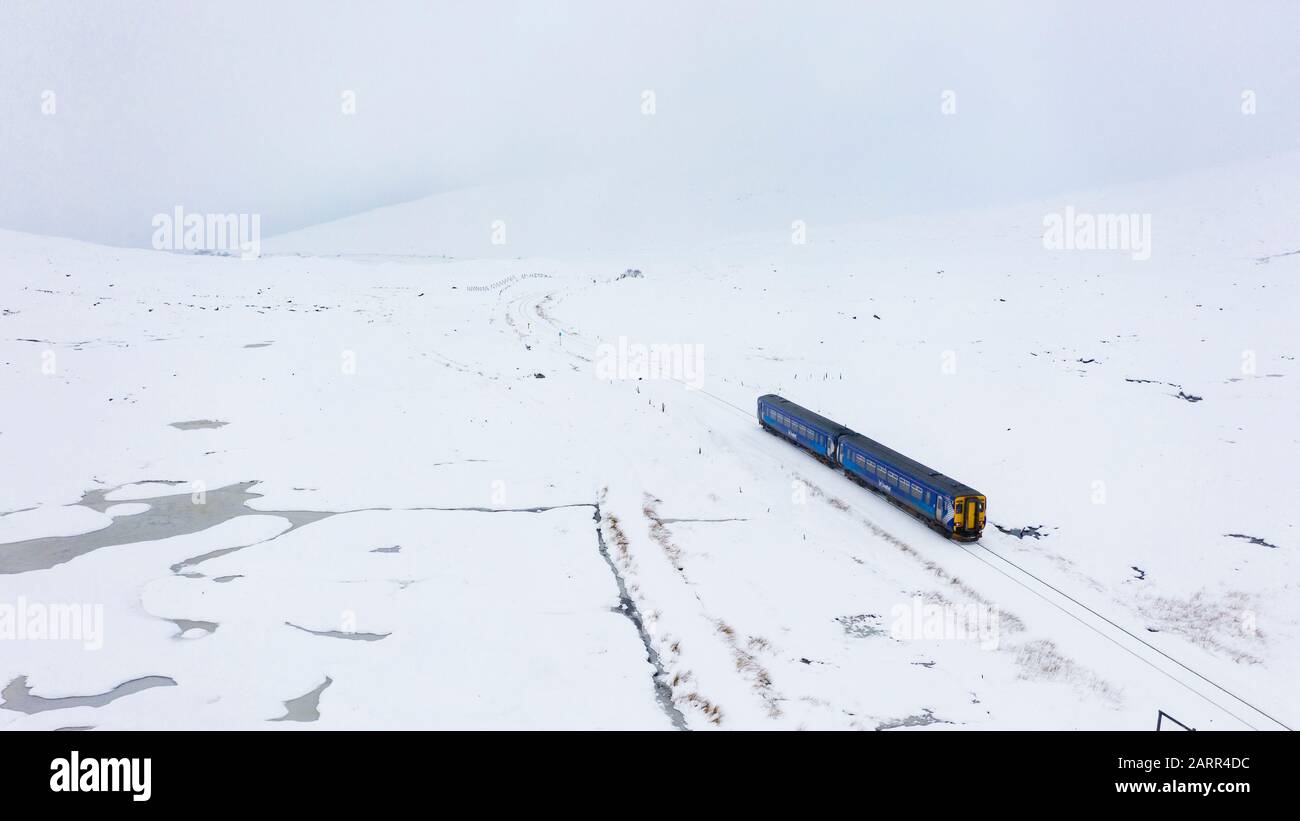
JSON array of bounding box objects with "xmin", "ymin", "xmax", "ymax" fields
[{"xmin": 951, "ymin": 494, "xmax": 987, "ymax": 542}]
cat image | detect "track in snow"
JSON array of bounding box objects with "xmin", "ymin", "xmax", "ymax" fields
[{"xmin": 512, "ymin": 278, "xmax": 1292, "ymax": 731}]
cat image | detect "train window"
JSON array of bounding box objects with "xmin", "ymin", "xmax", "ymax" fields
[{"xmin": 912, "ymin": 486, "xmax": 922, "ymax": 499}]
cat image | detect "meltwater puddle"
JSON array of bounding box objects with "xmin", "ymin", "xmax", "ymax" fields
[
  {"xmin": 1, "ymin": 674, "xmax": 177, "ymax": 714},
  {"xmin": 270, "ymin": 677, "xmax": 333, "ymax": 723},
  {"xmin": 0, "ymin": 481, "xmax": 330, "ymax": 575},
  {"xmin": 0, "ymin": 480, "xmax": 606, "ymax": 576},
  {"xmin": 1, "ymin": 484, "xmax": 688, "ymax": 729}
]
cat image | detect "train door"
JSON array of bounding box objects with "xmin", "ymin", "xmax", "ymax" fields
[
  {"xmin": 955, "ymin": 497, "xmax": 971, "ymax": 532},
  {"xmin": 954, "ymin": 496, "xmax": 984, "ymax": 534}
]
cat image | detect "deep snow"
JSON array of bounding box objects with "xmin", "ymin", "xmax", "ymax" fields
[{"xmin": 1, "ymin": 152, "xmax": 1297, "ymax": 729}]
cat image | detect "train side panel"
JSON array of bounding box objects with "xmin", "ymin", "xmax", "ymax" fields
[
  {"xmin": 837, "ymin": 437, "xmax": 953, "ymax": 528},
  {"xmin": 757, "ymin": 396, "xmax": 841, "ymax": 459}
]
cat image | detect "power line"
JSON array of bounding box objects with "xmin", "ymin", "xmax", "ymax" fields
[
  {"xmin": 524, "ymin": 283, "xmax": 1290, "ymax": 731},
  {"xmin": 969, "ymin": 541, "xmax": 1290, "ymax": 731}
]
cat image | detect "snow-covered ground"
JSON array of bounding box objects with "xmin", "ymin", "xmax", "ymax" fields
[{"xmin": 1, "ymin": 151, "xmax": 1297, "ymax": 730}]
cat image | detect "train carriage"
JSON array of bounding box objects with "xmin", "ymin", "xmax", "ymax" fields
[
  {"xmin": 756, "ymin": 393, "xmax": 986, "ymax": 541},
  {"xmin": 837, "ymin": 431, "xmax": 986, "ymax": 541},
  {"xmin": 756, "ymin": 394, "xmax": 851, "ymax": 463}
]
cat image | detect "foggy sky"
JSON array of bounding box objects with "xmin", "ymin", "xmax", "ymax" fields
[{"xmin": 2, "ymin": 0, "xmax": 1298, "ymax": 248}]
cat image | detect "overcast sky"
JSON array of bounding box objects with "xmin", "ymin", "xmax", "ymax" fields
[{"xmin": 2, "ymin": 0, "xmax": 1298, "ymax": 247}]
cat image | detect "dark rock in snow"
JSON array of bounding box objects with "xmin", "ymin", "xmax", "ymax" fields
[
  {"xmin": 994, "ymin": 524, "xmax": 1047, "ymax": 540},
  {"xmin": 1224, "ymin": 533, "xmax": 1278, "ymax": 549}
]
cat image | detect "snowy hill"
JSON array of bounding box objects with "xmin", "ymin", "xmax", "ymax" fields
[{"xmin": 1, "ymin": 151, "xmax": 1297, "ymax": 730}]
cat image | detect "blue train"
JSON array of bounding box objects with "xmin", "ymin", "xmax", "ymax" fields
[{"xmin": 756, "ymin": 393, "xmax": 986, "ymax": 541}]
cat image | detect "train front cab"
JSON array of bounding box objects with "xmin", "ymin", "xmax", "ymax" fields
[{"xmin": 953, "ymin": 494, "xmax": 986, "ymax": 540}]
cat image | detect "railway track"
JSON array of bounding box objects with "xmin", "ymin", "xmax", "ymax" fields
[{"xmin": 510, "ymin": 279, "xmax": 1291, "ymax": 731}]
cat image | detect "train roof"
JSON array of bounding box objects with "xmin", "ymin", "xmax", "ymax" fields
[
  {"xmin": 758, "ymin": 394, "xmax": 854, "ymax": 438},
  {"xmin": 840, "ymin": 431, "xmax": 982, "ymax": 498},
  {"xmin": 758, "ymin": 393, "xmax": 982, "ymax": 499}
]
